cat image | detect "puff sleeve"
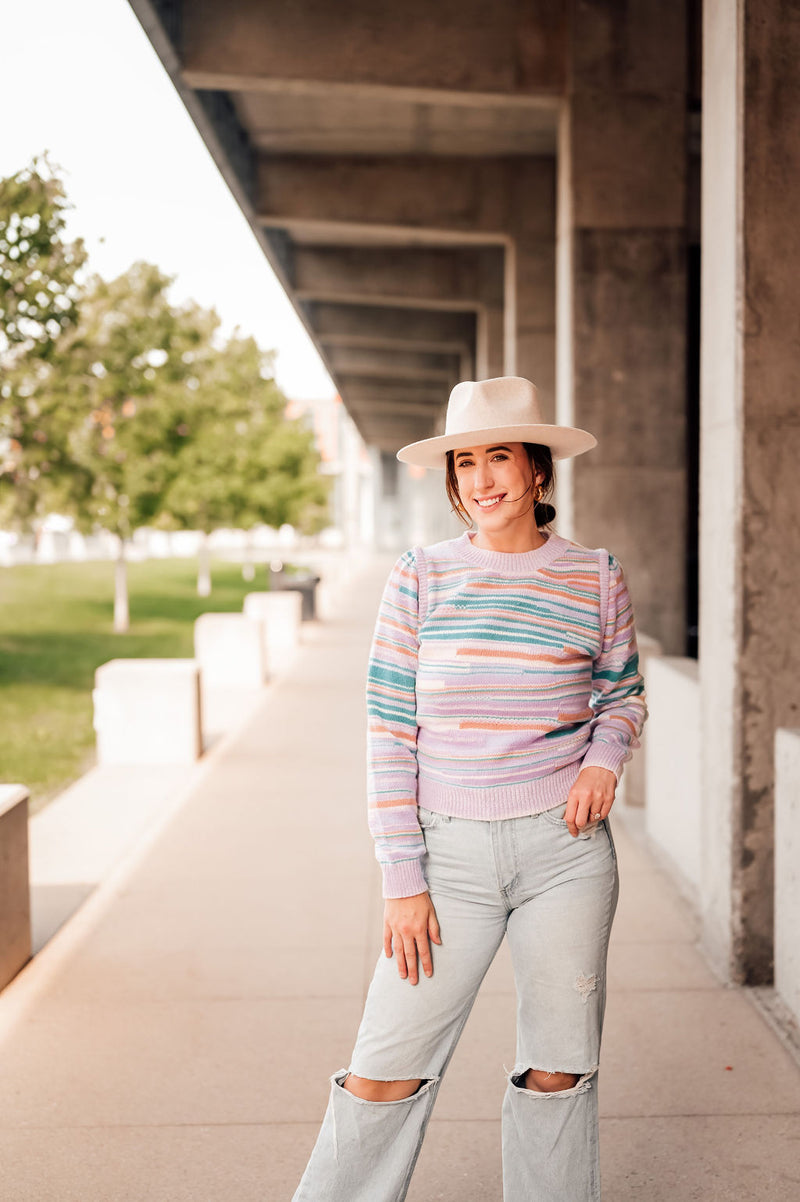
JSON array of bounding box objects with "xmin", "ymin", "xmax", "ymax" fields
[
  {"xmin": 581, "ymin": 553, "xmax": 649, "ymax": 781},
  {"xmin": 365, "ymin": 550, "xmax": 428, "ymax": 898}
]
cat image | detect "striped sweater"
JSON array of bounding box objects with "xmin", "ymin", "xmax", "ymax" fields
[{"xmin": 366, "ymin": 528, "xmax": 648, "ymax": 898}]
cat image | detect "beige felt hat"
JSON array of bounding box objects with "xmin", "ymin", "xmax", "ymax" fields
[{"xmin": 396, "ymin": 376, "xmax": 597, "ymax": 469}]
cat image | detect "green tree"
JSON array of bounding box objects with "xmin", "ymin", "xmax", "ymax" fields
[
  {"xmin": 0, "ymin": 155, "xmax": 88, "ymax": 529},
  {"xmin": 52, "ymin": 261, "xmax": 219, "ymax": 630},
  {"xmin": 0, "ymin": 157, "xmax": 331, "ymax": 622},
  {"xmin": 159, "ymin": 333, "xmax": 331, "ymax": 594}
]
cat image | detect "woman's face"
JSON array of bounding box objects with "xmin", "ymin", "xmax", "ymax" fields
[{"xmin": 453, "ymin": 442, "xmax": 542, "ymax": 530}]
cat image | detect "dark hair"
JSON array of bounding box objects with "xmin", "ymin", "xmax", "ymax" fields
[{"xmin": 445, "ymin": 442, "xmax": 556, "ymax": 529}]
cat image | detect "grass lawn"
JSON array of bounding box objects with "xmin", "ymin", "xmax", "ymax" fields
[{"xmin": 0, "ymin": 557, "xmax": 268, "ymax": 814}]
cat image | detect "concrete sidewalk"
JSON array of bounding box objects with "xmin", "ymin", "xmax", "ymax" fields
[{"xmin": 0, "ymin": 556, "xmax": 798, "ymax": 1201}]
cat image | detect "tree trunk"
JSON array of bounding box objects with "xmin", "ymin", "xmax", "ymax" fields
[
  {"xmin": 114, "ymin": 539, "xmax": 130, "ymax": 633},
  {"xmin": 197, "ymin": 534, "xmax": 211, "ymax": 597},
  {"xmin": 242, "ymin": 535, "xmax": 255, "ymax": 581}
]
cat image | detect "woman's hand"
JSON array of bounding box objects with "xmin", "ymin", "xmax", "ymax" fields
[
  {"xmin": 564, "ymin": 766, "xmax": 618, "ymax": 837},
  {"xmin": 383, "ymin": 892, "xmax": 442, "ymax": 984}
]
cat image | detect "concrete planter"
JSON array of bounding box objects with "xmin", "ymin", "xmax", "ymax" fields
[
  {"xmin": 193, "ymin": 613, "xmax": 266, "ymax": 688},
  {"xmin": 0, "ymin": 784, "xmax": 31, "ymax": 991},
  {"xmin": 243, "ymin": 591, "xmax": 303, "ymax": 677},
  {"xmin": 93, "ymin": 659, "xmax": 202, "ymax": 765},
  {"xmin": 775, "ymin": 728, "xmax": 800, "ymax": 1029}
]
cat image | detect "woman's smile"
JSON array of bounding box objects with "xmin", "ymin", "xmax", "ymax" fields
[{"xmin": 474, "ymin": 492, "xmax": 507, "ymax": 509}]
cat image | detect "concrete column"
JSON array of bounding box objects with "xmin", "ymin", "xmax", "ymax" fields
[
  {"xmin": 506, "ymin": 159, "xmax": 557, "ymax": 410},
  {"xmin": 400, "ymin": 461, "xmax": 462, "ymax": 547},
  {"xmin": 699, "ymin": 0, "xmax": 800, "ymax": 985},
  {"xmin": 371, "ymin": 447, "xmax": 404, "ymax": 550},
  {"xmin": 476, "ymin": 303, "xmax": 505, "ymax": 379},
  {"xmin": 556, "ymin": 1, "xmax": 688, "ymax": 653}
]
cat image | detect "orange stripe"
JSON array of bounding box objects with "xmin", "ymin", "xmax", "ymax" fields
[
  {"xmin": 456, "ymin": 647, "xmax": 578, "ymax": 664},
  {"xmin": 373, "ymin": 637, "xmax": 414, "ymax": 655}
]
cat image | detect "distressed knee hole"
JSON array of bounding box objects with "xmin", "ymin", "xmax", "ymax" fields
[
  {"xmin": 522, "ymin": 1068, "xmax": 579, "ymax": 1093},
  {"xmin": 508, "ymin": 1066, "xmax": 598, "ymax": 1097},
  {"xmin": 337, "ymin": 1072, "xmax": 436, "ymax": 1103}
]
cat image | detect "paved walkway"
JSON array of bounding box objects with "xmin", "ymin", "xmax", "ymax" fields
[{"xmin": 1, "ymin": 556, "xmax": 799, "ymax": 1201}]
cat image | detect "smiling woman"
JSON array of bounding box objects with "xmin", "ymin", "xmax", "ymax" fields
[{"xmin": 293, "ymin": 376, "xmax": 648, "ymax": 1202}]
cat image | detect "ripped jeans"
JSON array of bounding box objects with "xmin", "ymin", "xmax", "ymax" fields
[{"xmin": 291, "ymin": 799, "xmax": 619, "ymax": 1201}]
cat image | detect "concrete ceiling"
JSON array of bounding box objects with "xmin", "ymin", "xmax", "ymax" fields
[{"xmin": 128, "ymin": 0, "xmax": 562, "ymax": 450}]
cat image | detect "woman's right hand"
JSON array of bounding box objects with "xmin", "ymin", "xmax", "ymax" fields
[{"xmin": 383, "ymin": 892, "xmax": 442, "ymax": 984}]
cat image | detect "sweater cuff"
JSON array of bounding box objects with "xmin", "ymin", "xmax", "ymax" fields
[
  {"xmin": 381, "ymin": 857, "xmax": 429, "ymax": 900},
  {"xmin": 580, "ymin": 741, "xmax": 627, "ymax": 782}
]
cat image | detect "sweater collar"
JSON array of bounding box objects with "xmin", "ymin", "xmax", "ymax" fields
[{"xmin": 455, "ymin": 528, "xmax": 569, "ymax": 575}]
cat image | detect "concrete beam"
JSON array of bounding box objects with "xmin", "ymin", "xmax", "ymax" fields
[
  {"xmin": 354, "ymin": 414, "xmax": 434, "ymax": 448},
  {"xmin": 348, "ymin": 398, "xmax": 442, "ymax": 419},
  {"xmin": 339, "ymin": 375, "xmax": 445, "ymax": 407},
  {"xmin": 365, "ymin": 431, "xmax": 434, "ymax": 454},
  {"xmin": 309, "ymin": 303, "xmax": 476, "ymax": 355},
  {"xmin": 179, "ymin": 0, "xmax": 566, "ymax": 99},
  {"xmin": 326, "ymin": 346, "xmax": 460, "ymax": 384},
  {"xmin": 358, "ymin": 413, "xmax": 432, "ymax": 432},
  {"xmin": 230, "ymin": 88, "xmax": 556, "ymax": 157},
  {"xmin": 293, "ymin": 246, "xmax": 504, "ymax": 310},
  {"xmin": 257, "ymin": 154, "xmax": 553, "ymax": 243}
]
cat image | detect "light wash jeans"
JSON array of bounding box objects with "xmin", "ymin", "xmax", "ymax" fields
[{"xmin": 292, "ymin": 799, "xmax": 619, "ymax": 1202}]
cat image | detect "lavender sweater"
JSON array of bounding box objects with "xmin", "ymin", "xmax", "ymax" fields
[{"xmin": 366, "ymin": 529, "xmax": 649, "ymax": 898}]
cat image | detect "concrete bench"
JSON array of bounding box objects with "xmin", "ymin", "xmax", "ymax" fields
[
  {"xmin": 193, "ymin": 613, "xmax": 266, "ymax": 688},
  {"xmin": 775, "ymin": 728, "xmax": 800, "ymax": 1029},
  {"xmin": 622, "ymin": 632, "xmax": 662, "ymax": 808},
  {"xmin": 0, "ymin": 784, "xmax": 32, "ymax": 991},
  {"xmin": 93, "ymin": 659, "xmax": 202, "ymax": 765},
  {"xmin": 644, "ymin": 655, "xmax": 701, "ymax": 895},
  {"xmin": 243, "ymin": 591, "xmax": 303, "ymax": 676}
]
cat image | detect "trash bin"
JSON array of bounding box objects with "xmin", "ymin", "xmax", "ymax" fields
[{"xmin": 270, "ymin": 566, "xmax": 321, "ymax": 621}]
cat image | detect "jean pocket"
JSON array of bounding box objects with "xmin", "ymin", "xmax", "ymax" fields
[
  {"xmin": 417, "ymin": 805, "xmax": 451, "ymax": 830},
  {"xmin": 540, "ymin": 802, "xmax": 570, "ymax": 827},
  {"xmin": 541, "ymin": 803, "xmax": 602, "ymax": 838}
]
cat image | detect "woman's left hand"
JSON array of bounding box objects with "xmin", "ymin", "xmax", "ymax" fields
[{"xmin": 564, "ymin": 766, "xmax": 617, "ymax": 837}]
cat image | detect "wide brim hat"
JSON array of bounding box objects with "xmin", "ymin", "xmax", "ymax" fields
[{"xmin": 396, "ymin": 376, "xmax": 597, "ymax": 469}]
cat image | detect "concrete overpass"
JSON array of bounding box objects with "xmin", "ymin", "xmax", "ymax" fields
[
  {"xmin": 127, "ymin": 0, "xmax": 800, "ymax": 1006},
  {"xmin": 128, "ymin": 0, "xmax": 689, "ymax": 650}
]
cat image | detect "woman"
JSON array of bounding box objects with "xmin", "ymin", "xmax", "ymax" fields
[{"xmin": 292, "ymin": 376, "xmax": 648, "ymax": 1201}]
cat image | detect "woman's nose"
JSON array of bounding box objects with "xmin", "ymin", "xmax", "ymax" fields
[{"xmin": 474, "ymin": 461, "xmax": 493, "ymax": 489}]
